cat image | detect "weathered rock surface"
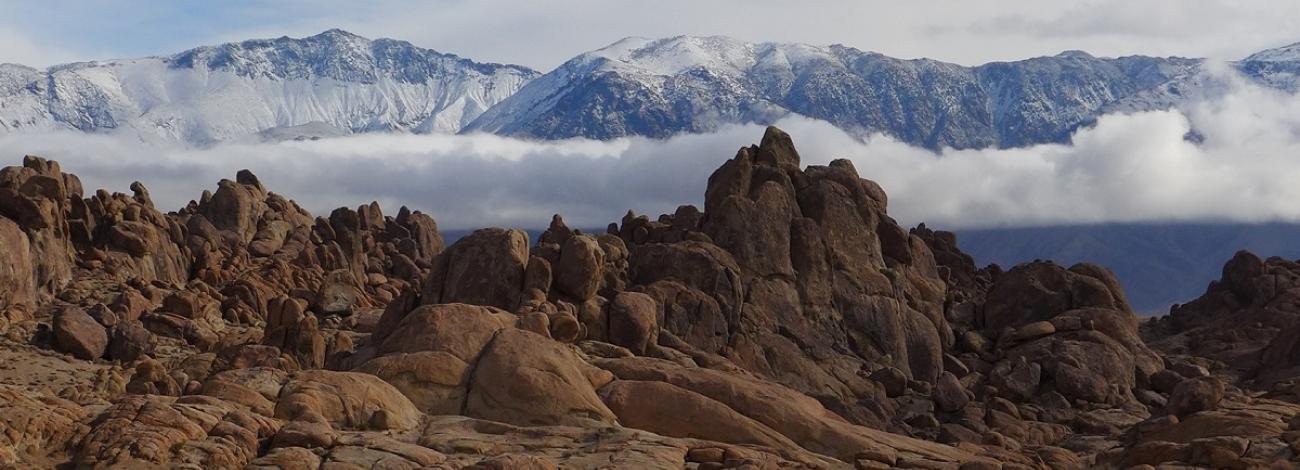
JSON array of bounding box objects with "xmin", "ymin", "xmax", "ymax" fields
[
  {"xmin": 422, "ymin": 228, "xmax": 529, "ymax": 310},
  {"xmin": 0, "ymin": 385, "xmax": 88, "ymax": 467},
  {"xmin": 276, "ymin": 370, "xmax": 421, "ymax": 431},
  {"xmin": 1, "ymin": 128, "xmax": 1298, "ymax": 468},
  {"xmin": 76, "ymin": 394, "xmax": 277, "ymax": 468},
  {"xmin": 0, "ymin": 216, "xmax": 35, "ymax": 330},
  {"xmin": 464, "ymin": 328, "xmax": 617, "ymax": 427},
  {"xmin": 607, "ymin": 291, "xmax": 658, "ymax": 354},
  {"xmin": 595, "ymin": 355, "xmax": 974, "ymax": 464},
  {"xmin": 52, "ymin": 307, "xmax": 107, "ymax": 360},
  {"xmin": 598, "ymin": 379, "xmax": 800, "ymax": 451}
]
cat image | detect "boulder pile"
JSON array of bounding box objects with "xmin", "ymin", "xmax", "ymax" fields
[{"xmin": 0, "ymin": 128, "xmax": 1297, "ymax": 468}]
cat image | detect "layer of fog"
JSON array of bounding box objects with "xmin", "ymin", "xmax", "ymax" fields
[{"xmin": 2, "ymin": 69, "xmax": 1300, "ymax": 230}]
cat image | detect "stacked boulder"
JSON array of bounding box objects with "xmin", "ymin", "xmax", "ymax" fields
[
  {"xmin": 8, "ymin": 127, "xmax": 1300, "ymax": 468},
  {"xmin": 602, "ymin": 128, "xmax": 954, "ymax": 431},
  {"xmin": 0, "ymin": 215, "xmax": 36, "ymax": 329},
  {"xmin": 1146, "ymin": 251, "xmax": 1300, "ymax": 383},
  {"xmin": 0, "ymin": 157, "xmax": 78, "ymax": 298}
]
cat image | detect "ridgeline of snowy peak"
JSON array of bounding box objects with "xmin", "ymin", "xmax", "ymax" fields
[
  {"xmin": 465, "ymin": 36, "xmax": 1212, "ymax": 148},
  {"xmin": 5, "ymin": 31, "xmax": 1300, "ymax": 148},
  {"xmin": 467, "ymin": 36, "xmax": 1300, "ymax": 148},
  {"xmin": 0, "ymin": 29, "xmax": 539, "ymax": 144}
]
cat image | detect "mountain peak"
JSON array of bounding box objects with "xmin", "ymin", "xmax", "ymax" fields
[
  {"xmin": 1055, "ymin": 50, "xmax": 1095, "ymax": 60},
  {"xmin": 0, "ymin": 28, "xmax": 539, "ymax": 141},
  {"xmin": 468, "ymin": 34, "xmax": 1212, "ymax": 146},
  {"xmin": 301, "ymin": 28, "xmax": 371, "ymax": 45},
  {"xmin": 162, "ymin": 27, "xmax": 541, "ymax": 84},
  {"xmin": 585, "ymin": 35, "xmax": 840, "ymax": 77},
  {"xmin": 315, "ymin": 28, "xmax": 364, "ymax": 38},
  {"xmin": 582, "ymin": 35, "xmax": 743, "ymax": 75},
  {"xmin": 1244, "ymin": 41, "xmax": 1300, "ymax": 62}
]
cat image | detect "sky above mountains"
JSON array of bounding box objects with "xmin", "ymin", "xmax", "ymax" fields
[{"xmin": 3, "ymin": 0, "xmax": 1300, "ymax": 69}]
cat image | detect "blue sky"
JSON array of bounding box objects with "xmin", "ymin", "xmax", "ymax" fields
[
  {"xmin": 5, "ymin": 1, "xmax": 292, "ymax": 56},
  {"xmin": 3, "ymin": 1, "xmax": 1300, "ymax": 70}
]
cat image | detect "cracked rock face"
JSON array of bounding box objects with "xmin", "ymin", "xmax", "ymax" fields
[{"xmin": 0, "ymin": 127, "xmax": 1297, "ymax": 469}]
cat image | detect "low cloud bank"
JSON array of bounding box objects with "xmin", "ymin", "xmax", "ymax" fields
[{"xmin": 2, "ymin": 69, "xmax": 1300, "ymax": 230}]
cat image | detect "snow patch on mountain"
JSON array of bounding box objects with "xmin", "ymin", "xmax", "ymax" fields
[{"xmin": 1244, "ymin": 42, "xmax": 1300, "ymax": 63}]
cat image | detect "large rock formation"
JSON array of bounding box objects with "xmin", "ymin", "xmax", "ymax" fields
[
  {"xmin": 1124, "ymin": 250, "xmax": 1300, "ymax": 467},
  {"xmin": 595, "ymin": 128, "xmax": 955, "ymax": 432},
  {"xmin": 0, "ymin": 127, "xmax": 1297, "ymax": 468},
  {"xmin": 1146, "ymin": 251, "xmax": 1300, "ymax": 383},
  {"xmin": 0, "ymin": 156, "xmax": 78, "ymax": 300},
  {"xmin": 0, "ymin": 216, "xmax": 36, "ymax": 329}
]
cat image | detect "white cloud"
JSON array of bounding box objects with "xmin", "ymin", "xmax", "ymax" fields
[
  {"xmin": 0, "ymin": 129, "xmax": 733, "ymax": 230},
  {"xmin": 0, "ymin": 29, "xmax": 78, "ymax": 67},
  {"xmin": 3, "ymin": 67, "xmax": 1300, "ymax": 231}
]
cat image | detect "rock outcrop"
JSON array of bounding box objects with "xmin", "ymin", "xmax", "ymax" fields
[
  {"xmin": 1146, "ymin": 251, "xmax": 1300, "ymax": 384},
  {"xmin": 0, "ymin": 127, "xmax": 1297, "ymax": 468},
  {"xmin": 0, "ymin": 216, "xmax": 36, "ymax": 328}
]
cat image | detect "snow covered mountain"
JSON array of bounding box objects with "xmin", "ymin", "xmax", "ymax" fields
[
  {"xmin": 465, "ymin": 36, "xmax": 1207, "ymax": 148},
  {"xmin": 0, "ymin": 29, "xmax": 538, "ymax": 144},
  {"xmin": 6, "ymin": 31, "xmax": 1300, "ymax": 148},
  {"xmin": 1237, "ymin": 42, "xmax": 1300, "ymax": 92}
]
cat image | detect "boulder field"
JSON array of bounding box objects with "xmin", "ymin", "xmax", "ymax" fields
[{"xmin": 0, "ymin": 128, "xmax": 1296, "ymax": 469}]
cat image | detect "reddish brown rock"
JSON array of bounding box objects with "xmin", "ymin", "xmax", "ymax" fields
[
  {"xmin": 0, "ymin": 386, "xmax": 89, "ymax": 467},
  {"xmin": 107, "ymin": 321, "xmax": 156, "ymax": 361},
  {"xmin": 4, "ymin": 127, "xmax": 1296, "ymax": 469},
  {"xmin": 607, "ymin": 291, "xmax": 658, "ymax": 355},
  {"xmin": 76, "ymin": 395, "xmax": 275, "ymax": 468},
  {"xmin": 355, "ymin": 351, "xmax": 470, "ymax": 415},
  {"xmin": 595, "ymin": 356, "xmax": 971, "ymax": 464},
  {"xmin": 262, "ymin": 296, "xmax": 325, "ymax": 369},
  {"xmin": 423, "ymin": 228, "xmax": 529, "ymax": 310},
  {"xmin": 0, "ymin": 217, "xmax": 35, "ymax": 318},
  {"xmin": 599, "ymin": 379, "xmax": 798, "ymax": 450},
  {"xmin": 1165, "ymin": 376, "xmax": 1225, "ymax": 417},
  {"xmin": 464, "ymin": 329, "xmax": 617, "ymax": 427},
  {"xmin": 53, "ymin": 307, "xmax": 108, "ymax": 360},
  {"xmin": 248, "ymin": 446, "xmax": 322, "ymax": 469},
  {"xmin": 275, "ymin": 370, "xmax": 421, "ymax": 431},
  {"xmin": 934, "ymin": 371, "xmax": 970, "ymax": 412},
  {"xmin": 465, "ymin": 454, "xmax": 558, "ymax": 470},
  {"xmin": 375, "ymin": 303, "xmax": 513, "ymax": 358},
  {"xmin": 554, "ymin": 234, "xmax": 605, "ymax": 300},
  {"xmin": 0, "ymin": 156, "xmax": 76, "ymax": 298},
  {"xmin": 126, "ymin": 358, "xmax": 181, "ymax": 395},
  {"xmin": 983, "ymin": 261, "xmax": 1130, "ymax": 331}
]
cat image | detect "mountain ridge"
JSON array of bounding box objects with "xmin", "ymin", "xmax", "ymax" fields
[
  {"xmin": 4, "ymin": 30, "xmax": 1300, "ymax": 148},
  {"xmin": 0, "ymin": 29, "xmax": 540, "ymax": 144},
  {"xmin": 464, "ymin": 34, "xmax": 1212, "ymax": 148}
]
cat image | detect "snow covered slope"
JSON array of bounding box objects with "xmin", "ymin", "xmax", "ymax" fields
[
  {"xmin": 1237, "ymin": 41, "xmax": 1300, "ymax": 92},
  {"xmin": 0, "ymin": 29, "xmax": 538, "ymax": 145},
  {"xmin": 465, "ymin": 36, "xmax": 1205, "ymax": 149},
  {"xmin": 6, "ymin": 32, "xmax": 1300, "ymax": 149}
]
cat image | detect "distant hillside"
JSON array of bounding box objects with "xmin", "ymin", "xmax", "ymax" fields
[{"xmin": 954, "ymin": 223, "xmax": 1300, "ymax": 314}]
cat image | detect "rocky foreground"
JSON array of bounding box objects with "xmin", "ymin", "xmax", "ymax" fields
[{"xmin": 0, "ymin": 128, "xmax": 1297, "ymax": 469}]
